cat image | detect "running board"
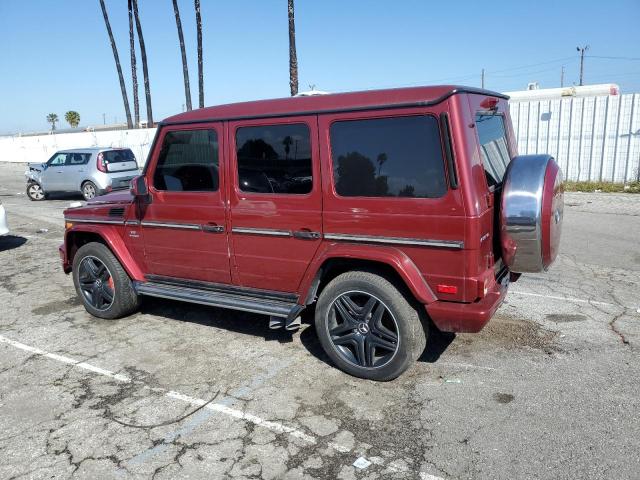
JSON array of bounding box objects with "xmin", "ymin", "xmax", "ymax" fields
[{"xmin": 134, "ymin": 281, "xmax": 304, "ymax": 319}]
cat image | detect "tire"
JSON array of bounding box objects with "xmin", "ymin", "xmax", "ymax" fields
[
  {"xmin": 26, "ymin": 182, "xmax": 46, "ymax": 201},
  {"xmin": 81, "ymin": 181, "xmax": 98, "ymax": 200},
  {"xmin": 314, "ymin": 271, "xmax": 427, "ymax": 381},
  {"xmin": 72, "ymin": 242, "xmax": 141, "ymax": 319}
]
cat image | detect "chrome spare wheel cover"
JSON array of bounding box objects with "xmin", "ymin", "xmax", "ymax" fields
[{"xmin": 500, "ymin": 154, "xmax": 564, "ymax": 273}]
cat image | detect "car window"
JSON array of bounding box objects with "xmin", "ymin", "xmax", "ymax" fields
[
  {"xmin": 235, "ymin": 123, "xmax": 312, "ymax": 194},
  {"xmin": 475, "ymin": 113, "xmax": 510, "ymax": 187},
  {"xmin": 48, "ymin": 153, "xmax": 67, "ymax": 166},
  {"xmin": 103, "ymin": 149, "xmax": 136, "ymax": 164},
  {"xmin": 330, "ymin": 116, "xmax": 447, "ymax": 198},
  {"xmin": 153, "ymin": 129, "xmax": 219, "ymax": 192},
  {"xmin": 66, "ymin": 153, "xmax": 91, "ymax": 165}
]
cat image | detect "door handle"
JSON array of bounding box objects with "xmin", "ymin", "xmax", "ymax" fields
[
  {"xmin": 293, "ymin": 230, "xmax": 321, "ymax": 240},
  {"xmin": 202, "ymin": 223, "xmax": 224, "ymax": 233}
]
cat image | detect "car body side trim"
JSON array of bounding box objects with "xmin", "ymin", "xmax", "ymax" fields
[
  {"xmin": 140, "ymin": 221, "xmax": 201, "ymax": 230},
  {"xmin": 323, "ymin": 233, "xmax": 464, "ymax": 249},
  {"xmin": 65, "ymin": 217, "xmax": 125, "ymax": 225},
  {"xmin": 232, "ymin": 227, "xmax": 292, "ymax": 237}
]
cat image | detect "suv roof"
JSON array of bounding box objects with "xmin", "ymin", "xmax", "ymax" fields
[
  {"xmin": 56, "ymin": 147, "xmax": 132, "ymax": 154},
  {"xmin": 163, "ymin": 85, "xmax": 508, "ymax": 125}
]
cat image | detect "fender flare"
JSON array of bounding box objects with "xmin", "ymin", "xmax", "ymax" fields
[
  {"xmin": 297, "ymin": 242, "xmax": 437, "ymax": 305},
  {"xmin": 64, "ymin": 224, "xmax": 145, "ymax": 281}
]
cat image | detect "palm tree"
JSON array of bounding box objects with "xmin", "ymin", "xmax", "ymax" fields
[
  {"xmin": 46, "ymin": 113, "xmax": 59, "ymax": 131},
  {"xmin": 288, "ymin": 0, "xmax": 298, "ymax": 96},
  {"xmin": 132, "ymin": 0, "xmax": 153, "ymax": 126},
  {"xmin": 173, "ymin": 0, "xmax": 192, "ymax": 111},
  {"xmin": 128, "ymin": 0, "xmax": 140, "ymax": 127},
  {"xmin": 98, "ymin": 0, "xmax": 133, "ymax": 129},
  {"xmin": 64, "ymin": 111, "xmax": 81, "ymax": 128},
  {"xmin": 195, "ymin": 0, "xmax": 204, "ymax": 108}
]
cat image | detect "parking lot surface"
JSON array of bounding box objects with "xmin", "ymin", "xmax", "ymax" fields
[{"xmin": 1, "ymin": 162, "xmax": 639, "ymax": 479}]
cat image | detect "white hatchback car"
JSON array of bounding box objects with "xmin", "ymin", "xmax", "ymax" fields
[{"xmin": 0, "ymin": 200, "xmax": 8, "ymax": 236}]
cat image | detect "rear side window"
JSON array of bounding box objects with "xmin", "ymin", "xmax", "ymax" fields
[
  {"xmin": 235, "ymin": 123, "xmax": 312, "ymax": 194},
  {"xmin": 154, "ymin": 129, "xmax": 219, "ymax": 192},
  {"xmin": 330, "ymin": 116, "xmax": 447, "ymax": 198},
  {"xmin": 475, "ymin": 114, "xmax": 510, "ymax": 187},
  {"xmin": 67, "ymin": 153, "xmax": 91, "ymax": 165},
  {"xmin": 102, "ymin": 149, "xmax": 136, "ymax": 164}
]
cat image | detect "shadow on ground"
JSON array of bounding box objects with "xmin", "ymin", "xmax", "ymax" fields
[
  {"xmin": 139, "ymin": 296, "xmax": 458, "ymax": 369},
  {"xmin": 0, "ymin": 235, "xmax": 27, "ymax": 252}
]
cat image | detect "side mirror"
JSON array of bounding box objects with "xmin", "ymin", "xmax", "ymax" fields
[{"xmin": 130, "ymin": 175, "xmax": 148, "ymax": 198}]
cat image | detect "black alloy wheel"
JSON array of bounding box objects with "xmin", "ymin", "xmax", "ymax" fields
[
  {"xmin": 77, "ymin": 256, "xmax": 115, "ymax": 311},
  {"xmin": 327, "ymin": 291, "xmax": 400, "ymax": 369}
]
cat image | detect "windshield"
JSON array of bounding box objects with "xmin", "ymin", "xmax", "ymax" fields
[
  {"xmin": 476, "ymin": 113, "xmax": 510, "ymax": 187},
  {"xmin": 103, "ymin": 149, "xmax": 136, "ymax": 164}
]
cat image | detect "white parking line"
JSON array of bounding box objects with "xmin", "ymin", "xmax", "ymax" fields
[
  {"xmin": 0, "ymin": 334, "xmax": 441, "ymax": 476},
  {"xmin": 509, "ymin": 290, "xmax": 615, "ymax": 307}
]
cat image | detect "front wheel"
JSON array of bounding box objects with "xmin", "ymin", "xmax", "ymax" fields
[
  {"xmin": 26, "ymin": 182, "xmax": 46, "ymax": 201},
  {"xmin": 314, "ymin": 271, "xmax": 427, "ymax": 381},
  {"xmin": 72, "ymin": 242, "xmax": 140, "ymax": 319},
  {"xmin": 82, "ymin": 181, "xmax": 98, "ymax": 200}
]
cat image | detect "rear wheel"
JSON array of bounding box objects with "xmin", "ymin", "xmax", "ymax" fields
[
  {"xmin": 72, "ymin": 242, "xmax": 140, "ymax": 319},
  {"xmin": 26, "ymin": 182, "xmax": 45, "ymax": 201},
  {"xmin": 315, "ymin": 271, "xmax": 427, "ymax": 381},
  {"xmin": 82, "ymin": 181, "xmax": 97, "ymax": 200}
]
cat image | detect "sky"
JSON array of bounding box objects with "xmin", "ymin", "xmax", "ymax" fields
[{"xmin": 1, "ymin": 0, "xmax": 639, "ymax": 134}]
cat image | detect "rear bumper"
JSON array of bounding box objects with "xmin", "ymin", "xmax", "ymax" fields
[{"xmin": 426, "ymin": 277, "xmax": 508, "ymax": 333}]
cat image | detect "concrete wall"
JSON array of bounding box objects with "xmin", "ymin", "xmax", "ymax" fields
[
  {"xmin": 0, "ymin": 128, "xmax": 157, "ymax": 166},
  {"xmin": 2, "ymin": 93, "xmax": 639, "ymax": 183}
]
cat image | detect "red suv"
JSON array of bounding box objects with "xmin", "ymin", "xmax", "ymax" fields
[{"xmin": 60, "ymin": 86, "xmax": 563, "ymax": 381}]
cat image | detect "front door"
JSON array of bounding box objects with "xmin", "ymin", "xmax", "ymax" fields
[
  {"xmin": 138, "ymin": 124, "xmax": 231, "ymax": 284},
  {"xmin": 41, "ymin": 152, "xmax": 68, "ymax": 191},
  {"xmin": 228, "ymin": 116, "xmax": 322, "ymax": 293}
]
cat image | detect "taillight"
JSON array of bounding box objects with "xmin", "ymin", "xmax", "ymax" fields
[{"xmin": 96, "ymin": 152, "xmax": 107, "ymax": 172}]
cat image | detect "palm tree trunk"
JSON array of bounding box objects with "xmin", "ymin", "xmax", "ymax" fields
[
  {"xmin": 172, "ymin": 0, "xmax": 192, "ymax": 111},
  {"xmin": 288, "ymin": 0, "xmax": 298, "ymax": 96},
  {"xmin": 99, "ymin": 0, "xmax": 133, "ymax": 129},
  {"xmin": 195, "ymin": 0, "xmax": 204, "ymax": 108},
  {"xmin": 128, "ymin": 0, "xmax": 140, "ymax": 127},
  {"xmin": 132, "ymin": 0, "xmax": 153, "ymax": 126}
]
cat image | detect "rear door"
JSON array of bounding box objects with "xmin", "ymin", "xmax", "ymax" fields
[
  {"xmin": 228, "ymin": 117, "xmax": 322, "ymax": 293},
  {"xmin": 138, "ymin": 124, "xmax": 231, "ymax": 283},
  {"xmin": 62, "ymin": 152, "xmax": 91, "ymax": 191},
  {"xmin": 103, "ymin": 149, "xmax": 138, "ymax": 172}
]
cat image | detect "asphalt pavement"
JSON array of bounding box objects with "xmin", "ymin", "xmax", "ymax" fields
[{"xmin": 1, "ymin": 162, "xmax": 639, "ymax": 480}]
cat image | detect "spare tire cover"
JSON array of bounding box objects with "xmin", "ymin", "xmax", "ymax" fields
[{"xmin": 500, "ymin": 155, "xmax": 564, "ymax": 273}]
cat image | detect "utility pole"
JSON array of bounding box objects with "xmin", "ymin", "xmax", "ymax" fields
[
  {"xmin": 577, "ymin": 45, "xmax": 589, "ymax": 86},
  {"xmin": 481, "ymin": 68, "xmax": 485, "ymax": 89},
  {"xmin": 102, "ymin": 113, "xmax": 106, "ymax": 125},
  {"xmin": 560, "ymin": 66, "xmax": 564, "ymax": 87}
]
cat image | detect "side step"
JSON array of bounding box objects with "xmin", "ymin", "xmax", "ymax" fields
[{"xmin": 134, "ymin": 281, "xmax": 303, "ymax": 320}]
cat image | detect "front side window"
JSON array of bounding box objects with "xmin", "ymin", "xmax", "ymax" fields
[
  {"xmin": 236, "ymin": 123, "xmax": 312, "ymax": 194},
  {"xmin": 475, "ymin": 113, "xmax": 510, "ymax": 187},
  {"xmin": 48, "ymin": 153, "xmax": 67, "ymax": 166},
  {"xmin": 330, "ymin": 116, "xmax": 447, "ymax": 198},
  {"xmin": 153, "ymin": 129, "xmax": 218, "ymax": 192}
]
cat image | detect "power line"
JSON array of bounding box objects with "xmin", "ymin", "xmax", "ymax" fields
[{"xmin": 586, "ymin": 55, "xmax": 640, "ymax": 61}]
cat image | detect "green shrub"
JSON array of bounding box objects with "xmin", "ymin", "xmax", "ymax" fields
[{"xmin": 563, "ymin": 181, "xmax": 640, "ymax": 193}]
